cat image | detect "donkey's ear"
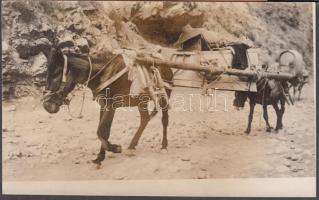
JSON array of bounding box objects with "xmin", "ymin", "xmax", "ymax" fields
[
  {"xmin": 35, "ymin": 38, "xmax": 52, "ymax": 46},
  {"xmin": 33, "ymin": 38, "xmax": 52, "ymax": 58},
  {"xmin": 57, "ymin": 40, "xmax": 74, "ymax": 49}
]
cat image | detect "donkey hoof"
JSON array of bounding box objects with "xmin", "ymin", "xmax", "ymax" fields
[
  {"xmin": 95, "ymin": 163, "xmax": 102, "ymax": 170},
  {"xmin": 128, "ymin": 145, "xmax": 136, "ymax": 150},
  {"xmin": 161, "ymin": 144, "xmax": 168, "ymax": 150},
  {"xmin": 110, "ymin": 144, "xmax": 122, "ymax": 153},
  {"xmin": 244, "ymin": 129, "xmax": 250, "ymax": 134},
  {"xmin": 92, "ymin": 153, "xmax": 105, "ymax": 164},
  {"xmin": 160, "ymin": 148, "xmax": 168, "ymax": 154},
  {"xmin": 96, "ymin": 164, "xmax": 102, "ymax": 170},
  {"xmin": 92, "ymin": 159, "xmax": 102, "ymax": 165},
  {"xmin": 115, "ymin": 145, "xmax": 122, "ymax": 153},
  {"xmin": 125, "ymin": 149, "xmax": 136, "ymax": 157},
  {"xmin": 266, "ymin": 127, "xmax": 273, "ymax": 132},
  {"xmin": 275, "ymin": 125, "xmax": 283, "ymax": 132}
]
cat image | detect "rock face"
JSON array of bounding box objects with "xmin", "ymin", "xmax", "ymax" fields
[{"xmin": 1, "ymin": 1, "xmax": 313, "ymax": 100}]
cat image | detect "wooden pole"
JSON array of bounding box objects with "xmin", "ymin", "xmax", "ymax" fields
[
  {"xmin": 135, "ymin": 56, "xmax": 294, "ymax": 80},
  {"xmin": 225, "ymin": 68, "xmax": 294, "ymax": 80},
  {"xmin": 135, "ymin": 56, "xmax": 213, "ymax": 72}
]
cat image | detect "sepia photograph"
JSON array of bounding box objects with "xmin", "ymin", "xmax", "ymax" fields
[{"xmin": 1, "ymin": 0, "xmax": 316, "ymax": 197}]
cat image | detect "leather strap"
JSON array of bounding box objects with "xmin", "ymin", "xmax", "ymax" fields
[{"xmin": 62, "ymin": 55, "xmax": 68, "ymax": 83}]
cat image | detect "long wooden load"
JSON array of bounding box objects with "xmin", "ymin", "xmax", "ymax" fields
[{"xmin": 135, "ymin": 56, "xmax": 294, "ymax": 80}]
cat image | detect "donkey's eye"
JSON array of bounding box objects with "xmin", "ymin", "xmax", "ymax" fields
[
  {"xmin": 53, "ymin": 75, "xmax": 61, "ymax": 82},
  {"xmin": 52, "ymin": 68, "xmax": 62, "ymax": 77}
]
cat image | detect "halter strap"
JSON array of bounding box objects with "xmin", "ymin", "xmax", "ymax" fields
[
  {"xmin": 62, "ymin": 55, "xmax": 68, "ymax": 83},
  {"xmin": 85, "ymin": 56, "xmax": 93, "ymax": 87}
]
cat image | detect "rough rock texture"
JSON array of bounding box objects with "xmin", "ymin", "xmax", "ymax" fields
[{"xmin": 1, "ymin": 1, "xmax": 313, "ymax": 99}]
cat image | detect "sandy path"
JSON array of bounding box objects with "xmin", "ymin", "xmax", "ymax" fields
[{"xmin": 2, "ymin": 83, "xmax": 315, "ymax": 181}]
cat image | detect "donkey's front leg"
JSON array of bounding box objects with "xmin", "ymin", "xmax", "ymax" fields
[
  {"xmin": 245, "ymin": 102, "xmax": 255, "ymax": 134},
  {"xmin": 297, "ymin": 82, "xmax": 306, "ymax": 101},
  {"xmin": 161, "ymin": 109, "xmax": 169, "ymax": 149},
  {"xmin": 92, "ymin": 107, "xmax": 119, "ymax": 165},
  {"xmin": 263, "ymin": 105, "xmax": 272, "ymax": 132},
  {"xmin": 160, "ymin": 90, "xmax": 171, "ymax": 149},
  {"xmin": 92, "ymin": 109, "xmax": 107, "ymax": 164}
]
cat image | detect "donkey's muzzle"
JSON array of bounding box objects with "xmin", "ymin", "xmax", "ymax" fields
[
  {"xmin": 233, "ymin": 98, "xmax": 246, "ymax": 108},
  {"xmin": 42, "ymin": 92, "xmax": 63, "ymax": 114},
  {"xmin": 43, "ymin": 100, "xmax": 60, "ymax": 114},
  {"xmin": 233, "ymin": 92, "xmax": 248, "ymax": 108}
]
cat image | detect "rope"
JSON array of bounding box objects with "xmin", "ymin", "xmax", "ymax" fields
[
  {"xmin": 219, "ymin": 49, "xmax": 231, "ymax": 68},
  {"xmin": 86, "ymin": 56, "xmax": 93, "ymax": 87},
  {"xmin": 279, "ymin": 82, "xmax": 293, "ymax": 105},
  {"xmin": 206, "ymin": 41, "xmax": 231, "ymax": 69},
  {"xmin": 86, "ymin": 54, "xmax": 119, "ymax": 83},
  {"xmin": 196, "ymin": 44, "xmax": 228, "ymax": 94},
  {"xmin": 67, "ymin": 55, "xmax": 93, "ymax": 119}
]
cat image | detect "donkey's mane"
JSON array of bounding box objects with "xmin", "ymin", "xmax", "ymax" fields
[{"xmin": 67, "ymin": 56, "xmax": 105, "ymax": 72}]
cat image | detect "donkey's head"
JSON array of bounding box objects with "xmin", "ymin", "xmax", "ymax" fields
[
  {"xmin": 233, "ymin": 91, "xmax": 248, "ymax": 108},
  {"xmin": 45, "ymin": 46, "xmax": 65, "ymax": 92},
  {"xmin": 39, "ymin": 38, "xmax": 74, "ymax": 113}
]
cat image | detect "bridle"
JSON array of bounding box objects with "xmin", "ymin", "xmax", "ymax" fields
[
  {"xmin": 42, "ymin": 53, "xmax": 93, "ymax": 107},
  {"xmin": 42, "ymin": 50, "xmax": 120, "ymax": 116},
  {"xmin": 65, "ymin": 55, "xmax": 93, "ymax": 118},
  {"xmin": 62, "ymin": 54, "xmax": 69, "ymax": 83},
  {"xmin": 41, "ymin": 52, "xmax": 70, "ymax": 104}
]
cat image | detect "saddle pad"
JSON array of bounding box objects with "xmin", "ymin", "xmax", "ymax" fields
[{"xmin": 95, "ymin": 54, "xmax": 128, "ymax": 93}]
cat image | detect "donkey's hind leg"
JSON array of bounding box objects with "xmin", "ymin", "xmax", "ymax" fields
[
  {"xmin": 245, "ymin": 102, "xmax": 255, "ymax": 134},
  {"xmin": 297, "ymin": 82, "xmax": 306, "ymax": 101},
  {"xmin": 272, "ymin": 101, "xmax": 282, "ymax": 131},
  {"xmin": 293, "ymin": 86, "xmax": 298, "ymax": 101},
  {"xmin": 160, "ymin": 90, "xmax": 171, "ymax": 149},
  {"xmin": 278, "ymin": 97, "xmax": 285, "ymax": 129},
  {"xmin": 128, "ymin": 103, "xmax": 150, "ymax": 150},
  {"xmin": 263, "ymin": 105, "xmax": 272, "ymax": 132}
]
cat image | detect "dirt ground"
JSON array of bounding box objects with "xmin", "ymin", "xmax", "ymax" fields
[{"xmin": 2, "ymin": 81, "xmax": 316, "ymax": 181}]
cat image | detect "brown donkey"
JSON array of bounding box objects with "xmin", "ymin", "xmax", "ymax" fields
[{"xmin": 39, "ymin": 40, "xmax": 173, "ymax": 165}]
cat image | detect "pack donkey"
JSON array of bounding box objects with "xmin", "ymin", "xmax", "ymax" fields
[
  {"xmin": 38, "ymin": 38, "xmax": 173, "ymax": 165},
  {"xmin": 233, "ymin": 78, "xmax": 287, "ymax": 134},
  {"xmin": 233, "ymin": 49, "xmax": 307, "ymax": 134}
]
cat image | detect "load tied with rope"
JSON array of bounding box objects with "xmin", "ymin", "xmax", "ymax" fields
[{"xmin": 50, "ymin": 47, "xmax": 297, "ymax": 119}]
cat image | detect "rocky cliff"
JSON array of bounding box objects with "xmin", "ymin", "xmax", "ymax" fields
[{"xmin": 1, "ymin": 1, "xmax": 313, "ymax": 99}]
